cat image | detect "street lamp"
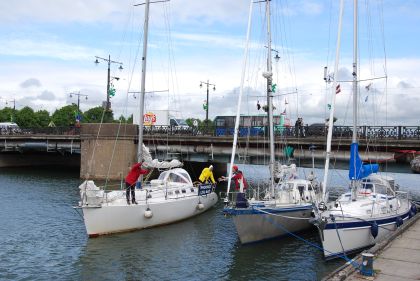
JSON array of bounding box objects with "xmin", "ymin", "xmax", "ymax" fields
[
  {"xmin": 94, "ymin": 55, "xmax": 123, "ymax": 111},
  {"xmin": 200, "ymin": 80, "xmax": 216, "ymax": 126},
  {"xmin": 5, "ymin": 99, "xmax": 16, "ymax": 122},
  {"xmin": 69, "ymin": 91, "xmax": 88, "ymax": 113}
]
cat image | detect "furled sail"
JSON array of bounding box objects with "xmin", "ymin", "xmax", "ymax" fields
[
  {"xmin": 141, "ymin": 144, "xmax": 183, "ymax": 169},
  {"xmin": 349, "ymin": 143, "xmax": 379, "ymax": 180}
]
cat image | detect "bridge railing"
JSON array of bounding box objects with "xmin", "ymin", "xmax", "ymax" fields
[
  {"xmin": 3, "ymin": 125, "xmax": 419, "ymax": 140},
  {"xmin": 0, "ymin": 126, "xmax": 81, "ymax": 136},
  {"xmin": 142, "ymin": 125, "xmax": 420, "ymax": 140}
]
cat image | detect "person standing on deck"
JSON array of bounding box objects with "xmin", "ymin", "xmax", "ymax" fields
[
  {"xmin": 199, "ymin": 165, "xmax": 216, "ymax": 184},
  {"xmin": 220, "ymin": 165, "xmax": 248, "ymax": 192},
  {"xmin": 125, "ymin": 162, "xmax": 149, "ymax": 205}
]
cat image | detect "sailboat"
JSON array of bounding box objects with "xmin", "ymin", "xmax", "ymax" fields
[
  {"xmin": 223, "ymin": 0, "xmax": 321, "ymax": 244},
  {"xmin": 311, "ymin": 0, "xmax": 417, "ymax": 259},
  {"xmin": 75, "ymin": 0, "xmax": 217, "ymax": 237}
]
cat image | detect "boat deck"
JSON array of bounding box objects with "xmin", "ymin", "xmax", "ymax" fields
[{"xmin": 324, "ymin": 211, "xmax": 420, "ymax": 281}]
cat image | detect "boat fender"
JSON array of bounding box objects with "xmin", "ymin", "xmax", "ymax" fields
[
  {"xmin": 197, "ymin": 203, "xmax": 204, "ymax": 210},
  {"xmin": 396, "ymin": 216, "xmax": 403, "ymax": 227},
  {"xmin": 370, "ymin": 222, "xmax": 378, "ymax": 239},
  {"xmin": 144, "ymin": 208, "xmax": 153, "ymax": 218},
  {"xmin": 411, "ymin": 204, "xmax": 417, "ymax": 214}
]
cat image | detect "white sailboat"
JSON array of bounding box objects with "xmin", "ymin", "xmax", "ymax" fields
[
  {"xmin": 312, "ymin": 0, "xmax": 417, "ymax": 259},
  {"xmin": 76, "ymin": 0, "xmax": 217, "ymax": 237},
  {"xmin": 223, "ymin": 0, "xmax": 321, "ymax": 244}
]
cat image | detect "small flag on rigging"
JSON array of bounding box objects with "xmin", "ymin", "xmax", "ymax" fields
[{"xmin": 335, "ymin": 84, "xmax": 341, "ymax": 94}]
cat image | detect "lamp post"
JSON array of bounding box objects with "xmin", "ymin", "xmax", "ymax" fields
[
  {"xmin": 199, "ymin": 80, "xmax": 216, "ymax": 126},
  {"xmin": 94, "ymin": 55, "xmax": 123, "ymax": 111},
  {"xmin": 69, "ymin": 91, "xmax": 88, "ymax": 113},
  {"xmin": 6, "ymin": 99, "xmax": 16, "ymax": 122}
]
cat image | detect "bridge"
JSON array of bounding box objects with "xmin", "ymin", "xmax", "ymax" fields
[{"xmin": 0, "ymin": 124, "xmax": 419, "ymax": 179}]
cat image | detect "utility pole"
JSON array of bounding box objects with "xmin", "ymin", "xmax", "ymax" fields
[
  {"xmin": 94, "ymin": 55, "xmax": 123, "ymax": 111},
  {"xmin": 200, "ymin": 80, "xmax": 216, "ymax": 128}
]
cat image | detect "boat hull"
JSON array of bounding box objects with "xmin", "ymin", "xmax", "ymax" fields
[
  {"xmin": 320, "ymin": 210, "xmax": 411, "ymax": 259},
  {"xmin": 226, "ymin": 205, "xmax": 313, "ymax": 244},
  {"xmin": 82, "ymin": 193, "xmax": 218, "ymax": 236}
]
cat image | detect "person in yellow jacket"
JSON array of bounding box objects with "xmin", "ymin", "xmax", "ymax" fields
[{"xmin": 199, "ymin": 165, "xmax": 216, "ymax": 184}]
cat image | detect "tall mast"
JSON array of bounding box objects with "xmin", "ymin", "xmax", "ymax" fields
[
  {"xmin": 265, "ymin": 0, "xmax": 275, "ymax": 195},
  {"xmin": 138, "ymin": 0, "xmax": 150, "ymax": 162},
  {"xmin": 350, "ymin": 0, "xmax": 358, "ymax": 200},
  {"xmin": 226, "ymin": 0, "xmax": 253, "ymax": 196},
  {"xmin": 321, "ymin": 0, "xmax": 345, "ymax": 202}
]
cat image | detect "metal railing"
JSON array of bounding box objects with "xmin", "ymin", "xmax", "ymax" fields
[
  {"xmin": 3, "ymin": 125, "xmax": 419, "ymax": 140},
  {"xmin": 0, "ymin": 126, "xmax": 81, "ymax": 136}
]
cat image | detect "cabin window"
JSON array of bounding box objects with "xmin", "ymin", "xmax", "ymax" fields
[
  {"xmin": 175, "ymin": 190, "xmax": 180, "ymax": 194},
  {"xmin": 181, "ymin": 189, "xmax": 186, "ymax": 193},
  {"xmin": 190, "ymin": 188, "xmax": 195, "ymax": 192}
]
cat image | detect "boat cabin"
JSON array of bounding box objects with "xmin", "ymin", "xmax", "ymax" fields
[{"xmin": 151, "ymin": 168, "xmax": 192, "ymax": 187}]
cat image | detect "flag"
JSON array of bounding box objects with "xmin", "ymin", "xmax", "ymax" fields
[
  {"xmin": 285, "ymin": 98, "xmax": 288, "ymax": 105},
  {"xmin": 335, "ymin": 84, "xmax": 341, "ymax": 94},
  {"xmin": 108, "ymin": 84, "xmax": 116, "ymax": 97},
  {"xmin": 272, "ymin": 84, "xmax": 277, "ymax": 93},
  {"xmin": 327, "ymin": 104, "xmax": 331, "ymax": 110},
  {"xmin": 365, "ymin": 96, "xmax": 369, "ymax": 102},
  {"xmin": 257, "ymin": 101, "xmax": 261, "ymax": 110},
  {"xmin": 203, "ymin": 100, "xmax": 207, "ymax": 111}
]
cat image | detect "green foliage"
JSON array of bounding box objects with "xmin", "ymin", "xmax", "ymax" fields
[
  {"xmin": 84, "ymin": 106, "xmax": 114, "ymax": 123},
  {"xmin": 0, "ymin": 107, "xmax": 15, "ymax": 122},
  {"xmin": 35, "ymin": 110, "xmax": 51, "ymax": 127},
  {"xmin": 15, "ymin": 106, "xmax": 38, "ymax": 127},
  {"xmin": 116, "ymin": 114, "xmax": 133, "ymax": 124},
  {"xmin": 52, "ymin": 104, "xmax": 79, "ymax": 126}
]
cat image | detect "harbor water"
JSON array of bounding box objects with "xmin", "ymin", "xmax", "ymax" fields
[{"xmin": 0, "ymin": 165, "xmax": 419, "ymax": 281}]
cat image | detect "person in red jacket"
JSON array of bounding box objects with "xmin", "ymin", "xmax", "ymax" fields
[
  {"xmin": 220, "ymin": 165, "xmax": 248, "ymax": 192},
  {"xmin": 125, "ymin": 162, "xmax": 149, "ymax": 205}
]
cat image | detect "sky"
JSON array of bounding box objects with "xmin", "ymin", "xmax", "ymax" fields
[{"xmin": 0, "ymin": 0, "xmax": 419, "ymax": 126}]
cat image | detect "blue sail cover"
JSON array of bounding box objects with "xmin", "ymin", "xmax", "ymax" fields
[{"xmin": 349, "ymin": 143, "xmax": 379, "ymax": 180}]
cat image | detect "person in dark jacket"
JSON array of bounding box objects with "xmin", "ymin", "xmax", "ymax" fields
[{"xmin": 125, "ymin": 162, "xmax": 149, "ymax": 205}]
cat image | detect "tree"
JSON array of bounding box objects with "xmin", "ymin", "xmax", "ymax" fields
[
  {"xmin": 0, "ymin": 107, "xmax": 15, "ymax": 122},
  {"xmin": 52, "ymin": 104, "xmax": 78, "ymax": 126},
  {"xmin": 15, "ymin": 106, "xmax": 37, "ymax": 127},
  {"xmin": 84, "ymin": 106, "xmax": 114, "ymax": 123},
  {"xmin": 35, "ymin": 110, "xmax": 51, "ymax": 127}
]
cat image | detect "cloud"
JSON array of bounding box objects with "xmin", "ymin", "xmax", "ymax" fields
[
  {"xmin": 37, "ymin": 90, "xmax": 55, "ymax": 101},
  {"xmin": 20, "ymin": 78, "xmax": 41, "ymax": 88},
  {"xmin": 0, "ymin": 37, "xmax": 101, "ymax": 61},
  {"xmin": 396, "ymin": 81, "xmax": 412, "ymax": 89}
]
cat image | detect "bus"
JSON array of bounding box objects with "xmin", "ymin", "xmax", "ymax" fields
[{"xmin": 214, "ymin": 114, "xmax": 291, "ymax": 136}]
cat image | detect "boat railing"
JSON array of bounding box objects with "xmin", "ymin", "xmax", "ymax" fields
[{"xmin": 395, "ymin": 191, "xmax": 409, "ymax": 210}]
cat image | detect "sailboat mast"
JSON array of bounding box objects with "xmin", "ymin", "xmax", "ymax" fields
[
  {"xmin": 352, "ymin": 0, "xmax": 358, "ymax": 144},
  {"xmin": 265, "ymin": 0, "xmax": 275, "ymax": 194},
  {"xmin": 226, "ymin": 0, "xmax": 254, "ymax": 196},
  {"xmin": 350, "ymin": 0, "xmax": 358, "ymax": 198},
  {"xmin": 321, "ymin": 0, "xmax": 345, "ymax": 202},
  {"xmin": 138, "ymin": 0, "xmax": 150, "ymax": 162}
]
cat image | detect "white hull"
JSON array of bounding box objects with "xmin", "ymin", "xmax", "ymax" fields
[
  {"xmin": 320, "ymin": 210, "xmax": 411, "ymax": 259},
  {"xmin": 82, "ymin": 192, "xmax": 218, "ymax": 237},
  {"xmin": 230, "ymin": 205, "xmax": 313, "ymax": 244}
]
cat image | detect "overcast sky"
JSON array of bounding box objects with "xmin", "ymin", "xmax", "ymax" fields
[{"xmin": 0, "ymin": 0, "xmax": 419, "ymax": 126}]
